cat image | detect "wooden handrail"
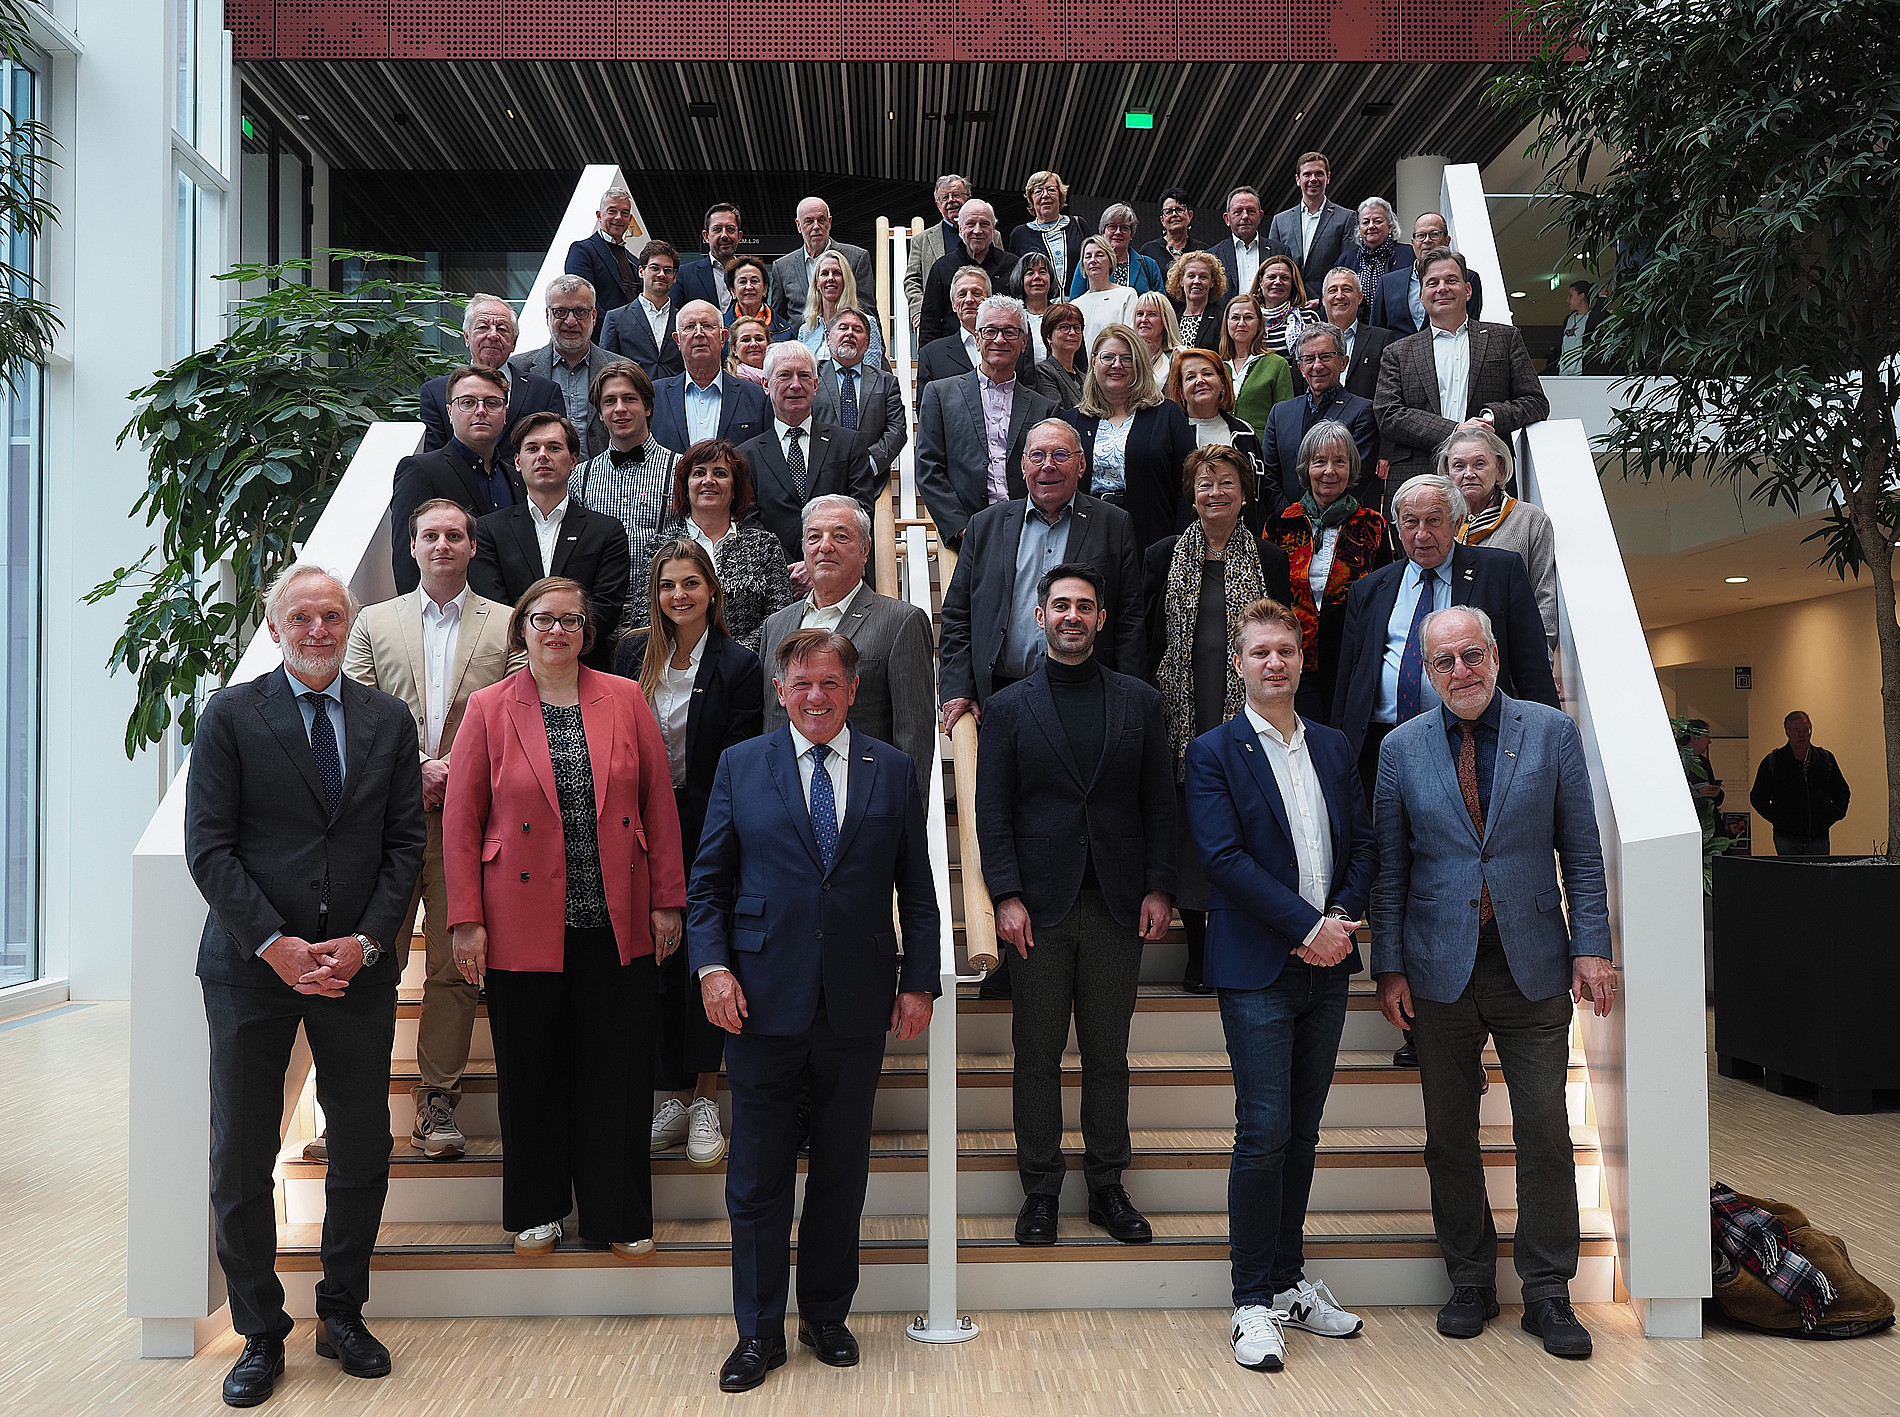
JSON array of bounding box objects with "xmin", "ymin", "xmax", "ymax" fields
[{"xmin": 934, "ymin": 541, "xmax": 999, "ymax": 976}]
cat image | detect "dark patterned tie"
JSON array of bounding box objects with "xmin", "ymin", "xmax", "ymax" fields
[
  {"xmin": 308, "ymin": 694, "xmax": 342, "ymax": 911},
  {"xmin": 610, "ymin": 240, "xmax": 640, "ymax": 307},
  {"xmin": 809, "ymin": 743, "xmax": 838, "ymax": 871},
  {"xmin": 1394, "ymin": 566, "xmax": 1437, "ymax": 723},
  {"xmin": 786, "ymin": 426, "xmax": 809, "ymax": 501},
  {"xmin": 838, "ymin": 368, "xmax": 860, "ymax": 430},
  {"xmin": 1456, "ymin": 721, "xmax": 1494, "ymax": 927}
]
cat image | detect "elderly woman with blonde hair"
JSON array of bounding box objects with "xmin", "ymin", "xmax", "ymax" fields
[{"xmin": 1007, "ymin": 169, "xmax": 1094, "ymax": 291}]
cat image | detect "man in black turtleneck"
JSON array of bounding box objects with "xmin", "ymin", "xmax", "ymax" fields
[{"xmin": 974, "ymin": 562, "xmax": 1176, "ymax": 1251}]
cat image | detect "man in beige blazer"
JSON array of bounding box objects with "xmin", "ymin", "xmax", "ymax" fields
[{"xmin": 343, "ymin": 496, "xmax": 523, "ymax": 1160}]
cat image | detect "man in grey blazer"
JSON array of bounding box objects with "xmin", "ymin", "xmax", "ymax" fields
[
  {"xmin": 814, "ymin": 307, "xmax": 906, "ymax": 494},
  {"xmin": 186, "ymin": 565, "xmax": 428, "ymax": 1406},
  {"xmin": 915, "ymin": 295, "xmax": 1057, "ymax": 547},
  {"xmin": 1370, "ymin": 605, "xmax": 1613, "ymax": 1360},
  {"xmin": 506, "ymin": 273, "xmax": 617, "ymax": 460},
  {"xmin": 1267, "ymin": 153, "xmax": 1357, "ymax": 291},
  {"xmin": 768, "ymin": 196, "xmax": 876, "ymax": 327},
  {"xmin": 759, "ymin": 494, "xmax": 937, "ymax": 798},
  {"xmin": 903, "ymin": 174, "xmax": 969, "ymax": 329}
]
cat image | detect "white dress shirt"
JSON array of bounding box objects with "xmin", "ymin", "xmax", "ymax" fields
[
  {"xmin": 1233, "ymin": 236, "xmax": 1263, "ymax": 296},
  {"xmin": 686, "ymin": 516, "xmax": 736, "ymax": 558},
  {"xmin": 959, "ymin": 326, "xmax": 980, "ymax": 369},
  {"xmin": 655, "ymin": 630, "xmax": 706, "ymax": 787},
  {"xmin": 638, "ymin": 294, "xmax": 670, "ymax": 350},
  {"xmin": 799, "ymin": 579, "xmax": 862, "ymax": 632},
  {"xmin": 1244, "ymin": 704, "xmax": 1334, "ymax": 945},
  {"xmin": 419, "ymin": 585, "xmax": 468, "ymax": 757},
  {"xmin": 527, "ymin": 496, "xmax": 568, "ymax": 576},
  {"xmin": 1431, "ymin": 319, "xmax": 1472, "ymax": 420},
  {"xmin": 776, "ymin": 416, "xmax": 815, "ymax": 468},
  {"xmin": 1300, "ymin": 205, "xmax": 1323, "ymax": 260}
]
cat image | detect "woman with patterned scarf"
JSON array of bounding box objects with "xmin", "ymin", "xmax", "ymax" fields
[
  {"xmin": 1008, "ymin": 169, "xmax": 1094, "ymax": 292},
  {"xmin": 1445, "ymin": 423, "xmax": 1558, "ymax": 644},
  {"xmin": 1264, "ymin": 420, "xmax": 1390, "ymax": 723},
  {"xmin": 1145, "ymin": 446, "xmax": 1293, "ymax": 991}
]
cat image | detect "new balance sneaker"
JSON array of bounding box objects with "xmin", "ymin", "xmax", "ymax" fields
[
  {"xmin": 1230, "ymin": 1305, "xmax": 1290, "ymax": 1371},
  {"xmin": 410, "ymin": 1089, "xmax": 465, "ymax": 1160},
  {"xmin": 514, "ymin": 1221, "xmax": 561, "ymax": 1255},
  {"xmin": 1272, "ymin": 1278, "xmax": 1364, "ymax": 1337},
  {"xmin": 650, "ymin": 1098, "xmax": 690, "ymax": 1153},
  {"xmin": 685, "ymin": 1096, "xmax": 728, "ymax": 1166}
]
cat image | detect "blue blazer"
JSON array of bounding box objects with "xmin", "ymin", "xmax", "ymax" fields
[
  {"xmin": 599, "ymin": 299, "xmax": 685, "ymax": 381},
  {"xmin": 1259, "ymin": 389, "xmax": 1379, "ymax": 514},
  {"xmin": 1371, "ymin": 264, "xmax": 1485, "ymax": 335},
  {"xmin": 1369, "ymin": 694, "xmax": 1611, "ymax": 1004},
  {"xmin": 687, "ymin": 726, "xmax": 941, "ymax": 1038},
  {"xmin": 672, "ymin": 256, "xmax": 725, "ymax": 311},
  {"xmin": 1185, "ymin": 713, "xmax": 1375, "ymax": 991},
  {"xmin": 650, "ymin": 370, "xmax": 772, "ymax": 454},
  {"xmin": 565, "ymin": 231, "xmax": 632, "ymax": 314},
  {"xmin": 1067, "ymin": 249, "xmax": 1165, "ymax": 300}
]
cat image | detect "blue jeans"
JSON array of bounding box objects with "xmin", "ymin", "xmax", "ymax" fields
[{"xmin": 1218, "ymin": 957, "xmax": 1352, "ymax": 1307}]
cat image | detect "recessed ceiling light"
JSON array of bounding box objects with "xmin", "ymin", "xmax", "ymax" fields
[
  {"xmin": 1725, "ymin": 576, "xmax": 1749, "ymax": 583},
  {"xmin": 1511, "ymin": 291, "xmax": 1527, "ymax": 298}
]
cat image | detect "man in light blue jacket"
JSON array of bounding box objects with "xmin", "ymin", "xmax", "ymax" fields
[{"xmin": 1370, "ymin": 605, "xmax": 1614, "ymax": 1360}]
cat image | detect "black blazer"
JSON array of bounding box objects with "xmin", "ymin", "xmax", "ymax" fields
[
  {"xmin": 565, "ymin": 231, "xmax": 633, "ymax": 314},
  {"xmin": 1170, "ymin": 295, "xmax": 1231, "ymax": 352},
  {"xmin": 468, "ymin": 499, "xmax": 631, "ymax": 671},
  {"xmin": 974, "ymin": 662, "xmax": 1177, "ymax": 931},
  {"xmin": 735, "ymin": 421, "xmax": 876, "ymax": 565},
  {"xmin": 1341, "ymin": 320, "xmax": 1396, "ymax": 401},
  {"xmin": 939, "ymin": 493, "xmax": 1145, "ymax": 707},
  {"xmin": 1141, "ymin": 236, "xmax": 1205, "ymax": 273},
  {"xmin": 1141, "ymin": 532, "xmax": 1293, "ymax": 680},
  {"xmin": 671, "ymin": 255, "xmax": 727, "ymax": 311},
  {"xmin": 1371, "ymin": 265, "xmax": 1485, "ymax": 335},
  {"xmin": 598, "ymin": 299, "xmax": 685, "ymax": 382},
  {"xmin": 186, "ymin": 666, "xmax": 427, "ymax": 987},
  {"xmin": 919, "ymin": 242, "xmax": 1021, "ymax": 345},
  {"xmin": 1207, "ymin": 234, "xmax": 1293, "ymax": 309},
  {"xmin": 390, "ymin": 443, "xmax": 529, "ymax": 594},
  {"xmin": 418, "ymin": 370, "xmax": 566, "ymax": 457},
  {"xmin": 1330, "ymin": 542, "xmax": 1559, "ymax": 759},
  {"xmin": 612, "ymin": 627, "xmax": 763, "ymax": 855},
  {"xmin": 1062, "ymin": 399, "xmax": 1197, "ymax": 552},
  {"xmin": 1259, "ymin": 388, "xmax": 1380, "ymax": 514}
]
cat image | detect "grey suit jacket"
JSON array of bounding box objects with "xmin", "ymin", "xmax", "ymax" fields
[
  {"xmin": 1268, "ymin": 200, "xmax": 1357, "ymax": 289},
  {"xmin": 814, "ymin": 358, "xmax": 907, "ymax": 489},
  {"xmin": 504, "ymin": 342, "xmax": 617, "ymax": 459},
  {"xmin": 1372, "ymin": 320, "xmax": 1550, "ymax": 485},
  {"xmin": 1369, "ymin": 693, "xmax": 1611, "ymax": 1004},
  {"xmin": 186, "ymin": 666, "xmax": 428, "ymax": 987},
  {"xmin": 914, "ymin": 372, "xmax": 1058, "ymax": 545},
  {"xmin": 904, "ymin": 221, "xmax": 953, "ymax": 318},
  {"xmin": 768, "ymin": 240, "xmax": 877, "ymax": 327},
  {"xmin": 759, "ymin": 588, "xmax": 938, "ymax": 798}
]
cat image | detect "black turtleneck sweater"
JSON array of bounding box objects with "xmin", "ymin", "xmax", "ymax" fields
[{"xmin": 1044, "ymin": 654, "xmax": 1105, "ymax": 783}]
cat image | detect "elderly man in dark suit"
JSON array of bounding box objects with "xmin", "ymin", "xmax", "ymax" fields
[
  {"xmin": 688, "ymin": 626, "xmax": 939, "ymax": 1392},
  {"xmin": 975, "ymin": 562, "xmax": 1175, "ymax": 1249},
  {"xmin": 916, "ymin": 265, "xmax": 991, "ymax": 386},
  {"xmin": 737, "ymin": 342, "xmax": 876, "ymax": 572},
  {"xmin": 563, "ymin": 184, "xmax": 639, "ymax": 316},
  {"xmin": 1372, "ymin": 249, "xmax": 1547, "ymax": 492},
  {"xmin": 394, "ymin": 365, "xmax": 529, "ymax": 594},
  {"xmin": 1261, "ymin": 324, "xmax": 1379, "ymax": 512},
  {"xmin": 651, "ymin": 301, "xmax": 773, "ymax": 453},
  {"xmin": 915, "ymin": 295, "xmax": 1057, "ymax": 548},
  {"xmin": 673, "ymin": 201, "xmax": 744, "ymax": 314},
  {"xmin": 919, "ymin": 200, "xmax": 1019, "ymax": 345},
  {"xmin": 504, "ymin": 274, "xmax": 617, "ymax": 460},
  {"xmin": 187, "ymin": 564, "xmax": 428, "ymax": 1407},
  {"xmin": 1371, "ymin": 213, "xmax": 1485, "ymax": 335},
  {"xmin": 814, "ymin": 307, "xmax": 906, "ymax": 494},
  {"xmin": 1208, "ymin": 187, "xmax": 1291, "ymax": 311},
  {"xmin": 1318, "ymin": 266, "xmax": 1397, "ymax": 403},
  {"xmin": 1267, "ymin": 152, "xmax": 1357, "ymax": 292},
  {"xmin": 418, "ymin": 295, "xmax": 565, "ymax": 456},
  {"xmin": 1372, "ymin": 604, "xmax": 1613, "ymax": 1359},
  {"xmin": 768, "ymin": 196, "xmax": 876, "ymax": 328},
  {"xmin": 599, "ymin": 239, "xmax": 686, "ymax": 383}
]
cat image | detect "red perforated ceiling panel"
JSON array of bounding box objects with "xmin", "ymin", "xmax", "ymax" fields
[
  {"xmin": 272, "ymin": 0, "xmax": 390, "ymax": 59},
  {"xmin": 620, "ymin": 0, "xmax": 719, "ymax": 59},
  {"xmin": 954, "ymin": 0, "xmax": 1064, "ymax": 62},
  {"xmin": 731, "ymin": 0, "xmax": 841, "ymax": 60},
  {"xmin": 228, "ymin": 0, "xmax": 274, "ymax": 59},
  {"xmin": 504, "ymin": 0, "xmax": 617, "ymax": 58},
  {"xmin": 390, "ymin": 0, "xmax": 499, "ymax": 58}
]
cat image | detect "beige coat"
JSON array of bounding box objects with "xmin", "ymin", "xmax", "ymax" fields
[{"xmin": 343, "ymin": 588, "xmax": 523, "ymax": 765}]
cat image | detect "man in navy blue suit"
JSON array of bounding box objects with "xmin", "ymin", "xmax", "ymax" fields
[
  {"xmin": 673, "ymin": 201, "xmax": 744, "ymax": 314},
  {"xmin": 563, "ymin": 184, "xmax": 639, "ymax": 316},
  {"xmin": 687, "ymin": 627, "xmax": 940, "ymax": 1394},
  {"xmin": 1185, "ymin": 597, "xmax": 1375, "ymax": 1374},
  {"xmin": 651, "ymin": 301, "xmax": 772, "ymax": 454}
]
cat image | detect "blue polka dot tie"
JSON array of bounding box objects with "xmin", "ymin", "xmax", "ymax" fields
[
  {"xmin": 838, "ymin": 368, "xmax": 860, "ymax": 430},
  {"xmin": 809, "ymin": 743, "xmax": 838, "ymax": 872},
  {"xmin": 1395, "ymin": 566, "xmax": 1437, "ymax": 724}
]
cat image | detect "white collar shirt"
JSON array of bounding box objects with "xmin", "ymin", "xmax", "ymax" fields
[
  {"xmin": 1243, "ymin": 703, "xmax": 1334, "ymax": 943},
  {"xmin": 654, "ymin": 630, "xmax": 707, "ymax": 787},
  {"xmin": 1432, "ymin": 318, "xmax": 1472, "ymax": 420},
  {"xmin": 959, "ymin": 326, "xmax": 980, "ymax": 370},
  {"xmin": 788, "ymin": 721, "xmax": 850, "ymax": 829},
  {"xmin": 776, "ymin": 416, "xmax": 815, "ymax": 466},
  {"xmin": 1300, "ymin": 204, "xmax": 1324, "ymax": 260},
  {"xmin": 418, "ymin": 584, "xmax": 469, "ymax": 757},
  {"xmin": 1233, "ymin": 236, "xmax": 1262, "ymax": 297},
  {"xmin": 800, "ymin": 579, "xmax": 862, "ymax": 632},
  {"xmin": 528, "ymin": 496, "xmax": 569, "ymax": 576},
  {"xmin": 638, "ymin": 294, "xmax": 670, "ymax": 349}
]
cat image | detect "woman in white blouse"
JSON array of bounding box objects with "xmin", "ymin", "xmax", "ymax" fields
[
  {"xmin": 614, "ymin": 538, "xmax": 763, "ymax": 1168},
  {"xmin": 1072, "ymin": 235, "xmax": 1138, "ymax": 351}
]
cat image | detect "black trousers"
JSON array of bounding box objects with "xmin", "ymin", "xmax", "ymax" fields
[
  {"xmin": 486, "ymin": 926, "xmax": 657, "ymax": 1241},
  {"xmin": 657, "ymin": 789, "xmax": 724, "ymax": 1090},
  {"xmin": 1356, "ymin": 719, "xmax": 1397, "ymax": 806},
  {"xmin": 202, "ymin": 974, "xmax": 397, "ymax": 1338},
  {"xmin": 724, "ymin": 994, "xmax": 886, "ymax": 1337}
]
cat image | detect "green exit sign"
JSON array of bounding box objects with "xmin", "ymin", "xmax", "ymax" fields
[
  {"xmin": 241, "ymin": 116, "xmax": 254, "ymax": 140},
  {"xmin": 1124, "ymin": 111, "xmax": 1154, "ymax": 130}
]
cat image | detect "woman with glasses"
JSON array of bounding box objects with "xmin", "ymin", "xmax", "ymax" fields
[
  {"xmin": 444, "ymin": 576, "xmax": 687, "ymax": 1259},
  {"xmin": 1133, "ymin": 291, "xmax": 1184, "ymax": 383},
  {"xmin": 1030, "ymin": 302, "xmax": 1089, "ymax": 411},
  {"xmin": 1166, "ymin": 250, "xmax": 1229, "ymax": 353},
  {"xmin": 1222, "ymin": 295, "xmax": 1295, "ymax": 441},
  {"xmin": 1068, "ymin": 203, "xmax": 1164, "ymax": 298},
  {"xmin": 1072, "ymin": 235, "xmax": 1139, "ymax": 351},
  {"xmin": 1061, "ymin": 322, "xmax": 1196, "ymax": 552},
  {"xmin": 652, "ymin": 440, "xmax": 795, "ymax": 654},
  {"xmin": 1012, "ymin": 251, "xmax": 1059, "ymax": 360},
  {"xmin": 1445, "ymin": 424, "xmax": 1557, "ymax": 642},
  {"xmin": 1008, "ymin": 170, "xmax": 1093, "ymax": 291},
  {"xmin": 798, "ymin": 250, "xmax": 886, "ymax": 371},
  {"xmin": 615, "ymin": 540, "xmax": 764, "ymax": 1170}
]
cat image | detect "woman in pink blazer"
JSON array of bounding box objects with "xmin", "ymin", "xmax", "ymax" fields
[{"xmin": 445, "ymin": 575, "xmax": 687, "ymax": 1258}]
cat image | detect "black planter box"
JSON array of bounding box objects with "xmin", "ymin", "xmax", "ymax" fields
[{"xmin": 1712, "ymin": 855, "xmax": 1900, "ymax": 1114}]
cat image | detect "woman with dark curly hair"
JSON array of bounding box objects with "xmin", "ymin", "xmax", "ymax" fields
[{"xmin": 651, "ymin": 440, "xmax": 796, "ymax": 653}]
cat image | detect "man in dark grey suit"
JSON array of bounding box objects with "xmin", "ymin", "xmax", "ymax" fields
[
  {"xmin": 759, "ymin": 495, "xmax": 937, "ymax": 798},
  {"xmin": 914, "ymin": 295, "xmax": 1056, "ymax": 547},
  {"xmin": 737, "ymin": 342, "xmax": 876, "ymax": 571},
  {"xmin": 186, "ymin": 565, "xmax": 428, "ymax": 1407},
  {"xmin": 814, "ymin": 307, "xmax": 906, "ymax": 494},
  {"xmin": 505, "ymin": 274, "xmax": 617, "ymax": 460},
  {"xmin": 1267, "ymin": 152, "xmax": 1358, "ymax": 292},
  {"xmin": 903, "ymin": 174, "xmax": 969, "ymax": 331},
  {"xmin": 974, "ymin": 563, "xmax": 1175, "ymax": 1249},
  {"xmin": 769, "ymin": 197, "xmax": 876, "ymax": 328},
  {"xmin": 598, "ymin": 239, "xmax": 685, "ymax": 383}
]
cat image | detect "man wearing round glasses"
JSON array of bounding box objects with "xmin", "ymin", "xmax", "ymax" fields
[
  {"xmin": 505, "ymin": 273, "xmax": 619, "ymax": 460},
  {"xmin": 394, "ymin": 364, "xmax": 533, "ymax": 593},
  {"xmin": 417, "ymin": 293, "xmax": 567, "ymax": 460},
  {"xmin": 1261, "ymin": 325, "xmax": 1378, "ymax": 511}
]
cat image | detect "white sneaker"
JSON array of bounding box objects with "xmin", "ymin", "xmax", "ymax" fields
[
  {"xmin": 650, "ymin": 1098, "xmax": 690, "ymax": 1153},
  {"xmin": 1231, "ymin": 1305, "xmax": 1289, "ymax": 1371},
  {"xmin": 685, "ymin": 1096, "xmax": 728, "ymax": 1166},
  {"xmin": 1273, "ymin": 1277, "xmax": 1364, "ymax": 1337},
  {"xmin": 514, "ymin": 1221, "xmax": 560, "ymax": 1255}
]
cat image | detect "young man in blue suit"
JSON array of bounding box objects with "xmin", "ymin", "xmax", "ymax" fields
[
  {"xmin": 687, "ymin": 627, "xmax": 940, "ymax": 1394},
  {"xmin": 1371, "ymin": 605, "xmax": 1613, "ymax": 1359},
  {"xmin": 1185, "ymin": 597, "xmax": 1375, "ymax": 1374}
]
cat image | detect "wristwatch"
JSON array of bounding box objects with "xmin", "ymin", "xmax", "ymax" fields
[{"xmin": 353, "ymin": 933, "xmax": 383, "ymax": 968}]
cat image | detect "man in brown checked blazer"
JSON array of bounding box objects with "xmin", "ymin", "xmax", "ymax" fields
[
  {"xmin": 1372, "ymin": 249, "xmax": 1549, "ymax": 504},
  {"xmin": 343, "ymin": 497, "xmax": 523, "ymax": 1161}
]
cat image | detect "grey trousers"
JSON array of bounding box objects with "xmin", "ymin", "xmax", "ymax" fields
[
  {"xmin": 1411, "ymin": 930, "xmax": 1579, "ymax": 1301},
  {"xmin": 1011, "ymin": 886, "xmax": 1145, "ymax": 1195}
]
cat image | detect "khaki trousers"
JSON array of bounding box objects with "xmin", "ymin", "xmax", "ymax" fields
[{"xmin": 409, "ymin": 810, "xmax": 478, "ymax": 1101}]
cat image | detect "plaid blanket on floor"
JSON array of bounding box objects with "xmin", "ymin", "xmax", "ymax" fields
[{"xmin": 1711, "ymin": 1182, "xmax": 1838, "ymax": 1330}]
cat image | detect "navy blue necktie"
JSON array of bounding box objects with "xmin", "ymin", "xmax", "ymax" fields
[
  {"xmin": 809, "ymin": 743, "xmax": 838, "ymax": 872},
  {"xmin": 1395, "ymin": 567, "xmax": 1437, "ymax": 723},
  {"xmin": 838, "ymin": 369, "xmax": 860, "ymax": 430}
]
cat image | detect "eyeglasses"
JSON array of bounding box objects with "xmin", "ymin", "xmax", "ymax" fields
[
  {"xmin": 547, "ymin": 305, "xmax": 594, "ymax": 322},
  {"xmin": 977, "ymin": 327, "xmax": 1023, "ymax": 342},
  {"xmin": 1161, "ymin": 205, "xmax": 1190, "ymax": 217},
  {"xmin": 1024, "ymin": 449, "xmax": 1077, "ymax": 466},
  {"xmin": 1427, "ymin": 646, "xmax": 1490, "ymax": 674},
  {"xmin": 1096, "ymin": 353, "xmax": 1136, "ymax": 367},
  {"xmin": 449, "ymin": 395, "xmax": 507, "ymax": 412},
  {"xmin": 1296, "ymin": 352, "xmax": 1342, "ymax": 367},
  {"xmin": 528, "ymin": 611, "xmax": 589, "ymax": 633}
]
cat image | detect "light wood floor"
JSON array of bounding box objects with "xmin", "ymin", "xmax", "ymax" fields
[{"xmin": 4, "ymin": 1003, "xmax": 1898, "ymax": 1414}]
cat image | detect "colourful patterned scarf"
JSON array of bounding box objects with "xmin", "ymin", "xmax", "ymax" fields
[{"xmin": 1158, "ymin": 520, "xmax": 1267, "ymax": 778}]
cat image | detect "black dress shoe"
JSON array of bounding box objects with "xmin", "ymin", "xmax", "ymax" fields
[
  {"xmin": 1087, "ymin": 1184, "xmax": 1153, "ymax": 1243},
  {"xmin": 1522, "ymin": 1296, "xmax": 1593, "ymax": 1358},
  {"xmin": 1015, "ymin": 1193, "xmax": 1059, "ymax": 1245},
  {"xmin": 1392, "ymin": 1034, "xmax": 1419, "ymax": 1068},
  {"xmin": 1436, "ymin": 1284, "xmax": 1501, "ymax": 1338},
  {"xmin": 719, "ymin": 1335, "xmax": 788, "ymax": 1392},
  {"xmin": 798, "ymin": 1318, "xmax": 860, "ymax": 1366},
  {"xmin": 221, "ymin": 1334, "xmax": 285, "ymax": 1407},
  {"xmin": 315, "ymin": 1315, "xmax": 391, "ymax": 1379},
  {"xmin": 1180, "ymin": 976, "xmax": 1215, "ymax": 996}
]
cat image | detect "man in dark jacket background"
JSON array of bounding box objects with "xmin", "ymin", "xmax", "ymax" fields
[{"xmin": 1749, "ymin": 710, "xmax": 1850, "ymax": 856}]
